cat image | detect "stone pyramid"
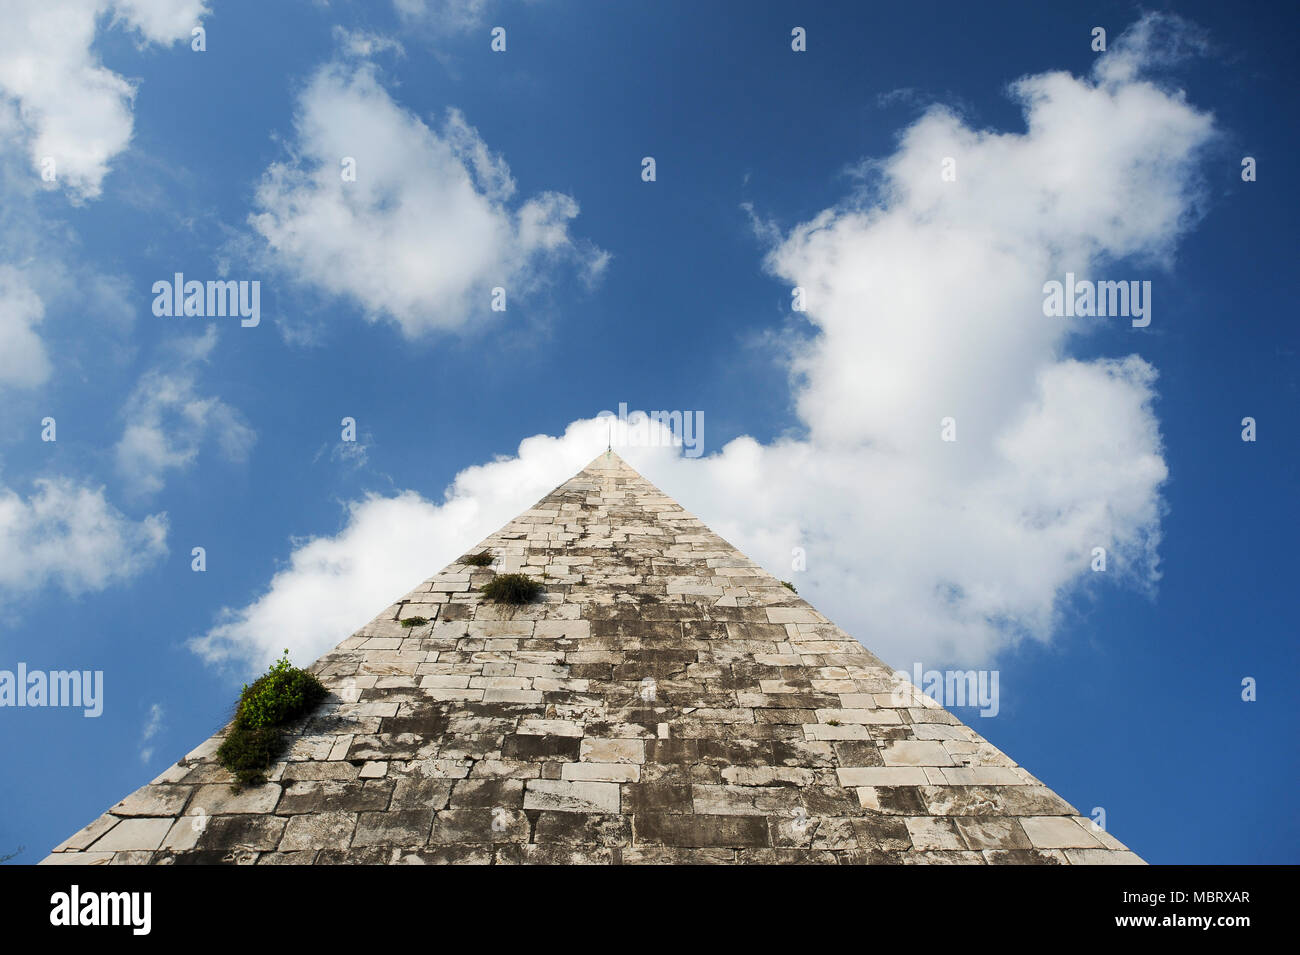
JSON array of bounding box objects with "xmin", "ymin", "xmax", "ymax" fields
[{"xmin": 43, "ymin": 451, "xmax": 1143, "ymax": 864}]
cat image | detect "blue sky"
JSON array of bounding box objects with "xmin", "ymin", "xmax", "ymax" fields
[{"xmin": 1, "ymin": 0, "xmax": 1296, "ymax": 865}]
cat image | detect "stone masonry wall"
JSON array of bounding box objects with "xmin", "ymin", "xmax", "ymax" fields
[{"xmin": 43, "ymin": 452, "xmax": 1143, "ymax": 865}]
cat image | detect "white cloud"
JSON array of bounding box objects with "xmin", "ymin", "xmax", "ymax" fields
[
  {"xmin": 139, "ymin": 702, "xmax": 164, "ymax": 763},
  {"xmin": 0, "ymin": 114, "xmax": 138, "ymax": 389},
  {"xmin": 392, "ymin": 0, "xmax": 490, "ymax": 33},
  {"xmin": 0, "ymin": 0, "xmax": 207, "ymax": 200},
  {"xmin": 248, "ymin": 62, "xmax": 606, "ymax": 338},
  {"xmin": 0, "ymin": 478, "xmax": 167, "ymax": 604},
  {"xmin": 114, "ymin": 332, "xmax": 256, "ymax": 496},
  {"xmin": 332, "ymin": 26, "xmax": 405, "ymax": 59},
  {"xmin": 190, "ymin": 424, "xmax": 600, "ymax": 672},
  {"xmin": 0, "ymin": 265, "xmax": 52, "ymax": 388},
  {"xmin": 199, "ymin": 15, "xmax": 1211, "ymax": 673},
  {"xmin": 314, "ymin": 436, "xmax": 373, "ymax": 471}
]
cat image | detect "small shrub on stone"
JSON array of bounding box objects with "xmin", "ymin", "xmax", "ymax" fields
[
  {"xmin": 481, "ymin": 573, "xmax": 543, "ymax": 604},
  {"xmin": 215, "ymin": 725, "xmax": 283, "ymax": 790},
  {"xmin": 463, "ymin": 551, "xmax": 494, "ymax": 567},
  {"xmin": 217, "ymin": 650, "xmax": 327, "ymax": 789},
  {"xmin": 400, "ymin": 616, "xmax": 429, "ymax": 628}
]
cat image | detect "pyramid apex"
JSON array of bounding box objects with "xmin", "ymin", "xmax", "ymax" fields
[{"xmin": 584, "ymin": 448, "xmax": 636, "ymax": 473}]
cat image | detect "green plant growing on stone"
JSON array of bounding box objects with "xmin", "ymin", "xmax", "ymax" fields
[
  {"xmin": 215, "ymin": 725, "xmax": 283, "ymax": 791},
  {"xmin": 481, "ymin": 573, "xmax": 543, "ymax": 604},
  {"xmin": 463, "ymin": 551, "xmax": 493, "ymax": 567},
  {"xmin": 217, "ymin": 649, "xmax": 327, "ymax": 789},
  {"xmin": 781, "ymin": 580, "xmax": 797, "ymax": 593},
  {"xmin": 239, "ymin": 650, "xmax": 327, "ymax": 728},
  {"xmin": 400, "ymin": 616, "xmax": 428, "ymax": 628}
]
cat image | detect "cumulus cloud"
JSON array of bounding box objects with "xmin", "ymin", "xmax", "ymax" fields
[
  {"xmin": 190, "ymin": 425, "xmax": 602, "ymax": 672},
  {"xmin": 199, "ymin": 15, "xmax": 1211, "ymax": 673},
  {"xmin": 0, "ymin": 266, "xmax": 52, "ymax": 388},
  {"xmin": 0, "ymin": 0, "xmax": 207, "ymax": 200},
  {"xmin": 0, "ymin": 478, "xmax": 167, "ymax": 605},
  {"xmin": 115, "ymin": 331, "xmax": 256, "ymax": 496},
  {"xmin": 248, "ymin": 61, "xmax": 606, "ymax": 338},
  {"xmin": 0, "ymin": 110, "xmax": 139, "ymax": 390}
]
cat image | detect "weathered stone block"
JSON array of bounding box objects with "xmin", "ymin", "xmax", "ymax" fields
[
  {"xmin": 353, "ymin": 809, "xmax": 434, "ymax": 846},
  {"xmin": 280, "ymin": 811, "xmax": 357, "ymax": 851},
  {"xmin": 633, "ymin": 814, "xmax": 768, "ymax": 848}
]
